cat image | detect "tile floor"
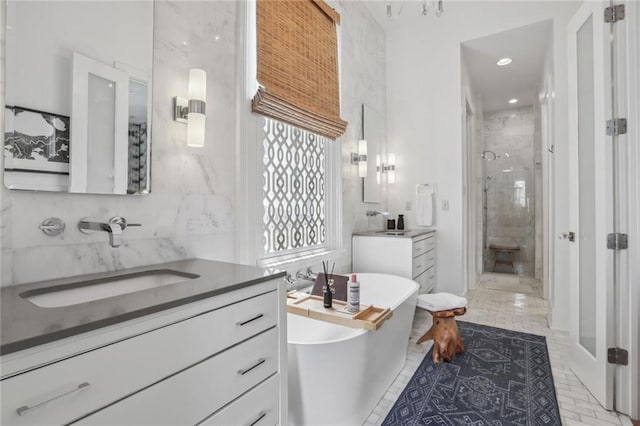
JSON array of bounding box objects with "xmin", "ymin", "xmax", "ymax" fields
[{"xmin": 364, "ymin": 275, "xmax": 633, "ymax": 426}]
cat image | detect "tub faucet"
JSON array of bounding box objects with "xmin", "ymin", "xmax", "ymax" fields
[
  {"xmin": 296, "ymin": 268, "xmax": 317, "ymax": 282},
  {"xmin": 79, "ymin": 216, "xmax": 141, "ymax": 247}
]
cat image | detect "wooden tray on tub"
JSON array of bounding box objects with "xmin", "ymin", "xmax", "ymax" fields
[{"xmin": 286, "ymin": 292, "xmax": 393, "ymax": 331}]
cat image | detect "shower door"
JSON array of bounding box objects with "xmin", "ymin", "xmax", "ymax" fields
[{"xmin": 567, "ymin": 1, "xmax": 613, "ymax": 409}]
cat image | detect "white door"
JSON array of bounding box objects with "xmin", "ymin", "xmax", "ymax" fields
[{"xmin": 567, "ymin": 1, "xmax": 614, "ymax": 409}]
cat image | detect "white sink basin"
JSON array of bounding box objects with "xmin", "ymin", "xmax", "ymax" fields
[{"xmin": 22, "ymin": 270, "xmax": 199, "ymax": 308}]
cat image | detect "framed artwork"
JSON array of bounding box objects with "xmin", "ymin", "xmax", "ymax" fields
[{"xmin": 4, "ymin": 106, "xmax": 70, "ymax": 174}]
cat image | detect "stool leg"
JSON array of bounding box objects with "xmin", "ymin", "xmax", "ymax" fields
[{"xmin": 417, "ymin": 317, "xmax": 465, "ymax": 363}]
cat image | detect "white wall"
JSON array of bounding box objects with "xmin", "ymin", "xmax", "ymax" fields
[
  {"xmin": 385, "ymin": 1, "xmax": 579, "ymax": 323},
  {"xmin": 460, "ymin": 50, "xmax": 484, "ymax": 291},
  {"xmin": 540, "ymin": 36, "xmax": 555, "ymax": 305}
]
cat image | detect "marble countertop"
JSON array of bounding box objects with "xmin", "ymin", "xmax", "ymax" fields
[
  {"xmin": 352, "ymin": 228, "xmax": 436, "ymax": 238},
  {"xmin": 0, "ymin": 259, "xmax": 285, "ymax": 356}
]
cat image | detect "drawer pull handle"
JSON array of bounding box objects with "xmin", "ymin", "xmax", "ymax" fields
[
  {"xmin": 247, "ymin": 411, "xmax": 267, "ymax": 426},
  {"xmin": 236, "ymin": 313, "xmax": 264, "ymax": 327},
  {"xmin": 415, "ymin": 247, "xmax": 423, "ymax": 251},
  {"xmin": 16, "ymin": 382, "xmax": 90, "ymax": 416},
  {"xmin": 238, "ymin": 358, "xmax": 266, "ymax": 375},
  {"xmin": 415, "ymin": 265, "xmax": 422, "ymax": 269}
]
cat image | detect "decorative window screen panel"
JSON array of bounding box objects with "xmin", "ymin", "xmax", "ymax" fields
[
  {"xmin": 262, "ymin": 118, "xmax": 326, "ymax": 255},
  {"xmin": 252, "ymin": 0, "xmax": 347, "ymax": 140}
]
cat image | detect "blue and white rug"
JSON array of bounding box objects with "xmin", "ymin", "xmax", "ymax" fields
[{"xmin": 383, "ymin": 321, "xmax": 560, "ymax": 425}]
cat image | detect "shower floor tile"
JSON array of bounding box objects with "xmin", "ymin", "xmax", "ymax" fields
[{"xmin": 364, "ymin": 283, "xmax": 632, "ymax": 425}]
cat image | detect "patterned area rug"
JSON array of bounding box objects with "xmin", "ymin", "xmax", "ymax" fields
[{"xmin": 383, "ymin": 321, "xmax": 560, "ymax": 425}]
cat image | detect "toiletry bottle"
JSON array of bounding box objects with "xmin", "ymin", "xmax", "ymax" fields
[
  {"xmin": 348, "ymin": 274, "xmax": 360, "ymax": 313},
  {"xmin": 323, "ymin": 277, "xmax": 333, "ymax": 308},
  {"xmin": 397, "ymin": 214, "xmax": 405, "ymax": 230}
]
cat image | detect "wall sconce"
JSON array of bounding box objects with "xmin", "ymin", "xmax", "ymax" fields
[
  {"xmin": 386, "ymin": 153, "xmax": 396, "ymax": 184},
  {"xmin": 350, "ymin": 139, "xmax": 368, "ymax": 177},
  {"xmin": 173, "ymin": 68, "xmax": 207, "ymax": 147}
]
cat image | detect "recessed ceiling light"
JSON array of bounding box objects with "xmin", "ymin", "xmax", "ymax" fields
[
  {"xmin": 509, "ymin": 98, "xmax": 518, "ymax": 104},
  {"xmin": 497, "ymin": 57, "xmax": 512, "ymax": 66}
]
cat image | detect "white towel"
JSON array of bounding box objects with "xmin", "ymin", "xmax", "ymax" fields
[
  {"xmin": 417, "ymin": 293, "xmax": 468, "ymax": 311},
  {"xmin": 416, "ymin": 184, "xmax": 434, "ymax": 226}
]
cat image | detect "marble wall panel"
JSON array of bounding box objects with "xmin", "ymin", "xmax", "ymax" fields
[{"xmin": 0, "ymin": 1, "xmax": 237, "ymax": 285}]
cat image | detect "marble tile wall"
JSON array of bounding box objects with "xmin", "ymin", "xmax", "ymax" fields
[
  {"xmin": 0, "ymin": 1, "xmax": 238, "ymax": 285},
  {"xmin": 483, "ymin": 106, "xmax": 537, "ymax": 276},
  {"xmin": 333, "ymin": 0, "xmax": 388, "ymax": 273}
]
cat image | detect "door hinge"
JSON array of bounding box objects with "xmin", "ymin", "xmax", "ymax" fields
[
  {"xmin": 607, "ymin": 233, "xmax": 628, "ymax": 250},
  {"xmin": 604, "ymin": 4, "xmax": 625, "ymax": 23},
  {"xmin": 606, "ymin": 118, "xmax": 627, "ymax": 136},
  {"xmin": 608, "ymin": 347, "xmax": 629, "ymax": 365}
]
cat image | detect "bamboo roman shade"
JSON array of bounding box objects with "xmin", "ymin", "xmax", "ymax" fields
[{"xmin": 252, "ymin": 0, "xmax": 348, "ymax": 140}]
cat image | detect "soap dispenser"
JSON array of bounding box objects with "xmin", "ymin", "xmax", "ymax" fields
[{"xmin": 397, "ymin": 214, "xmax": 405, "ymax": 230}]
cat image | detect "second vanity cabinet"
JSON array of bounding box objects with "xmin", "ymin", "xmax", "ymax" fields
[
  {"xmin": 353, "ymin": 230, "xmax": 436, "ymax": 293},
  {"xmin": 1, "ymin": 263, "xmax": 287, "ymax": 426}
]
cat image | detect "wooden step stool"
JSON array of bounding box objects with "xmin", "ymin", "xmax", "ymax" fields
[{"xmin": 416, "ymin": 293, "xmax": 468, "ymax": 363}]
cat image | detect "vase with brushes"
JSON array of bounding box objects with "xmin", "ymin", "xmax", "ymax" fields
[{"xmin": 322, "ymin": 261, "xmax": 336, "ymax": 308}]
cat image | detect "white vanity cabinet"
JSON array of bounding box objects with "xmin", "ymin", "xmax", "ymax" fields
[
  {"xmin": 1, "ymin": 278, "xmax": 287, "ymax": 426},
  {"xmin": 353, "ymin": 231, "xmax": 436, "ymax": 293}
]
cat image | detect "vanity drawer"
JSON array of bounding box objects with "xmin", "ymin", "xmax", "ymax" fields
[
  {"xmin": 412, "ymin": 235, "xmax": 435, "ymax": 258},
  {"xmin": 77, "ymin": 328, "xmax": 279, "ymax": 425},
  {"xmin": 414, "ymin": 270, "xmax": 429, "ymax": 293},
  {"xmin": 412, "ymin": 252, "xmax": 429, "ymax": 277},
  {"xmin": 426, "ymin": 270, "xmax": 436, "ymax": 293},
  {"xmin": 414, "ymin": 267, "xmax": 436, "ymax": 294},
  {"xmin": 200, "ymin": 374, "xmax": 279, "ymax": 426},
  {"xmin": 1, "ymin": 291, "xmax": 278, "ymax": 426}
]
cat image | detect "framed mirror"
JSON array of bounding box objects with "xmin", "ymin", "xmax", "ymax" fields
[
  {"xmin": 362, "ymin": 104, "xmax": 383, "ymax": 203},
  {"xmin": 3, "ymin": 1, "xmax": 153, "ymax": 194}
]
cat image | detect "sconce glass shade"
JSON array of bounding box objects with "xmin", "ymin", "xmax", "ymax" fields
[
  {"xmin": 187, "ymin": 68, "xmax": 206, "ymax": 147},
  {"xmin": 358, "ymin": 139, "xmax": 368, "ymax": 178},
  {"xmin": 387, "ymin": 153, "xmax": 396, "ymax": 184}
]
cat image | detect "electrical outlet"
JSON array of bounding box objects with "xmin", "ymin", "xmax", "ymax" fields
[
  {"xmin": 405, "ymin": 201, "xmax": 412, "ymax": 211},
  {"xmin": 441, "ymin": 200, "xmax": 449, "ymax": 210}
]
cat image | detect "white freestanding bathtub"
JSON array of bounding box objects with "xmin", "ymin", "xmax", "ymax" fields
[{"xmin": 287, "ymin": 273, "xmax": 419, "ymax": 426}]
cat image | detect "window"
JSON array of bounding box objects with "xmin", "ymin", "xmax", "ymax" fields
[
  {"xmin": 514, "ymin": 180, "xmax": 527, "ymax": 208},
  {"xmin": 261, "ymin": 118, "xmax": 327, "ymax": 257},
  {"xmin": 235, "ymin": 1, "xmax": 343, "ymax": 266}
]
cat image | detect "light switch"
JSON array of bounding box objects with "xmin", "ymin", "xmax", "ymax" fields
[{"xmin": 441, "ymin": 200, "xmax": 449, "ymax": 210}]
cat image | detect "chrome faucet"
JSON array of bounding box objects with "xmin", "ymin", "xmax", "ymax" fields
[
  {"xmin": 79, "ymin": 216, "xmax": 141, "ymax": 247},
  {"xmin": 366, "ymin": 210, "xmax": 390, "ymax": 217},
  {"xmin": 296, "ymin": 267, "xmax": 318, "ymax": 282}
]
